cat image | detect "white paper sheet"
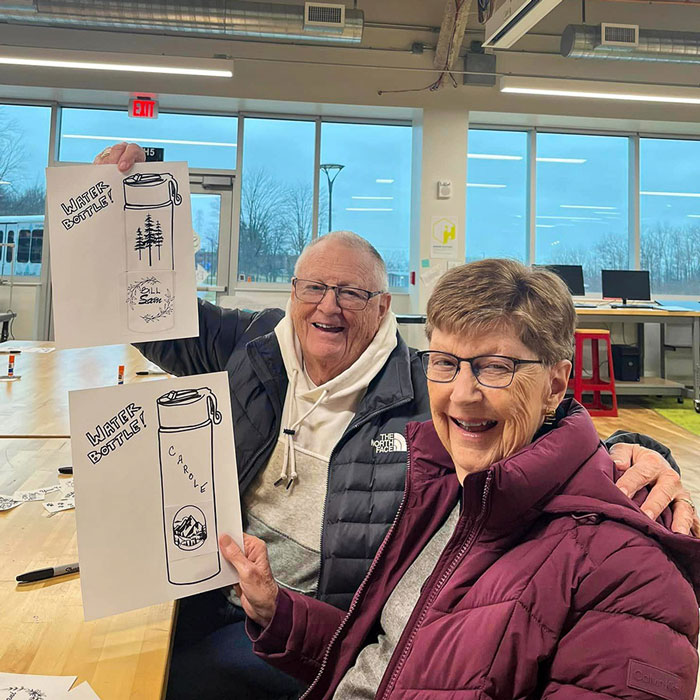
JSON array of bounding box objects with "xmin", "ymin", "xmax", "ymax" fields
[
  {"xmin": 46, "ymin": 162, "xmax": 198, "ymax": 349},
  {"xmin": 69, "ymin": 372, "xmax": 242, "ymax": 620},
  {"xmin": 0, "ymin": 673, "xmax": 76, "ymax": 700},
  {"xmin": 0, "ymin": 495, "xmax": 22, "ymax": 512}
]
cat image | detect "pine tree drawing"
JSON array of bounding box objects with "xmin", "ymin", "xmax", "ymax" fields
[
  {"xmin": 142, "ymin": 213, "xmax": 156, "ymax": 266},
  {"xmin": 153, "ymin": 219, "xmax": 164, "ymax": 261},
  {"xmin": 134, "ymin": 226, "xmax": 145, "ymax": 261}
]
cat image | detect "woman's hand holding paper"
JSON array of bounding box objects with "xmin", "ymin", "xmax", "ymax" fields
[{"xmin": 220, "ymin": 533, "xmax": 279, "ymax": 628}]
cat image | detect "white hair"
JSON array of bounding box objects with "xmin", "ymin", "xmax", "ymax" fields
[{"xmin": 294, "ymin": 231, "xmax": 389, "ymax": 291}]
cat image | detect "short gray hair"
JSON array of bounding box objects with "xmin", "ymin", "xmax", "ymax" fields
[
  {"xmin": 426, "ymin": 259, "xmax": 576, "ymax": 365},
  {"xmin": 294, "ymin": 231, "xmax": 389, "ymax": 291}
]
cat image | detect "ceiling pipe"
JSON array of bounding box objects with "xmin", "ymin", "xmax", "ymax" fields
[
  {"xmin": 0, "ymin": 0, "xmax": 364, "ymax": 44},
  {"xmin": 562, "ymin": 24, "xmax": 700, "ymax": 63}
]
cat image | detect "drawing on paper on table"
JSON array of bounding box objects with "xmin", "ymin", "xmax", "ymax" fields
[{"xmin": 2, "ymin": 687, "xmax": 47, "ymax": 700}]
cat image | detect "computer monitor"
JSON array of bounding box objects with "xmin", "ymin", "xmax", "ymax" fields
[
  {"xmin": 601, "ymin": 269, "xmax": 651, "ymax": 304},
  {"xmin": 536, "ymin": 264, "xmax": 585, "ymax": 296}
]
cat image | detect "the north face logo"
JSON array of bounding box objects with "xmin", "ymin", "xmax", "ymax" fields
[{"xmin": 371, "ymin": 433, "xmax": 407, "ymax": 453}]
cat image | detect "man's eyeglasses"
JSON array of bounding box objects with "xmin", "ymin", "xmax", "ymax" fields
[
  {"xmin": 292, "ymin": 278, "xmax": 383, "ymax": 311},
  {"xmin": 417, "ymin": 351, "xmax": 542, "ymax": 389}
]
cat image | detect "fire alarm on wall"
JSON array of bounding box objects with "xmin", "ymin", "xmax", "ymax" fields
[{"xmin": 437, "ymin": 180, "xmax": 452, "ymax": 199}]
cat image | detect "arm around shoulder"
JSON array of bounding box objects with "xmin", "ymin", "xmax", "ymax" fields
[{"xmin": 247, "ymin": 587, "xmax": 346, "ymax": 686}]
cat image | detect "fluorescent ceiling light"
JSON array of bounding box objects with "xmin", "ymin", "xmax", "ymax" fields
[
  {"xmin": 642, "ymin": 190, "xmax": 700, "ymax": 198},
  {"xmin": 561, "ymin": 205, "xmax": 616, "ymax": 210},
  {"xmin": 536, "ymin": 224, "xmax": 555, "ymax": 228},
  {"xmin": 688, "ymin": 215, "xmax": 700, "ymax": 218},
  {"xmin": 0, "ymin": 180, "xmax": 9, "ymax": 185},
  {"xmin": 375, "ymin": 178, "xmax": 394, "ymax": 183},
  {"xmin": 345, "ymin": 207, "xmax": 394, "ymax": 212},
  {"xmin": 500, "ymin": 76, "xmax": 700, "ymax": 105},
  {"xmin": 536, "ymin": 157, "xmax": 586, "ymax": 164},
  {"xmin": 0, "ymin": 46, "xmax": 233, "ymax": 77},
  {"xmin": 466, "ymin": 183, "xmax": 507, "ymax": 188},
  {"xmin": 468, "ymin": 153, "xmax": 523, "ymax": 161},
  {"xmin": 63, "ymin": 134, "xmax": 236, "ymax": 148},
  {"xmin": 351, "ymin": 196, "xmax": 394, "ymax": 200}
]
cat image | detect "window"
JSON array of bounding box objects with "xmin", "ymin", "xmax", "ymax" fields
[
  {"xmin": 0, "ymin": 104, "xmax": 51, "ymax": 278},
  {"xmin": 535, "ymin": 133, "xmax": 629, "ymax": 293},
  {"xmin": 58, "ymin": 108, "xmax": 238, "ymax": 169},
  {"xmin": 238, "ymin": 117, "xmax": 315, "ymax": 282},
  {"xmin": 466, "ymin": 129, "xmax": 528, "ymax": 262},
  {"xmin": 319, "ymin": 122, "xmax": 412, "ymax": 289},
  {"xmin": 640, "ymin": 137, "xmax": 700, "ymax": 295}
]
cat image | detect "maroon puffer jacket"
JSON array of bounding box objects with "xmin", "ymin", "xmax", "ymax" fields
[{"xmin": 250, "ymin": 400, "xmax": 700, "ymax": 699}]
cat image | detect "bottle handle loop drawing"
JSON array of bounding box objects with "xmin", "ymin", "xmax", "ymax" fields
[
  {"xmin": 168, "ymin": 176, "xmax": 183, "ymax": 207},
  {"xmin": 206, "ymin": 392, "xmax": 222, "ymax": 425}
]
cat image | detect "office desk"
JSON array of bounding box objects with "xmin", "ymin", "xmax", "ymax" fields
[
  {"xmin": 0, "ymin": 437, "xmax": 174, "ymax": 699},
  {"xmin": 0, "ymin": 342, "xmax": 161, "ymax": 437},
  {"xmin": 576, "ymin": 307, "xmax": 700, "ymax": 409}
]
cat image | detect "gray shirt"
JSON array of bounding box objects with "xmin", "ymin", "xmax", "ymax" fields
[{"xmin": 333, "ymin": 503, "xmax": 461, "ymax": 699}]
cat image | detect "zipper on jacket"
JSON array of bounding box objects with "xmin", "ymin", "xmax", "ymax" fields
[
  {"xmin": 301, "ymin": 429, "xmax": 415, "ymax": 700},
  {"xmin": 379, "ymin": 469, "xmax": 494, "ymax": 700},
  {"xmin": 315, "ymin": 396, "xmax": 413, "ymax": 600}
]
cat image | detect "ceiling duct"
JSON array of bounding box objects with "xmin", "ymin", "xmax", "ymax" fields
[
  {"xmin": 562, "ymin": 24, "xmax": 700, "ymax": 63},
  {"xmin": 0, "ymin": 0, "xmax": 363, "ymax": 44}
]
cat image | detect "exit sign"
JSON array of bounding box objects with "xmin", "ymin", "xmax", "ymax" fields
[{"xmin": 129, "ymin": 97, "xmax": 159, "ymax": 119}]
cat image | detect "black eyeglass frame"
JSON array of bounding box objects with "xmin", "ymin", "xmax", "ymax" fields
[
  {"xmin": 417, "ymin": 350, "xmax": 543, "ymax": 388},
  {"xmin": 292, "ymin": 277, "xmax": 384, "ymax": 310}
]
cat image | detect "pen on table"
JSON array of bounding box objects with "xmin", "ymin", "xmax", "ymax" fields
[
  {"xmin": 0, "ymin": 349, "xmax": 20, "ymax": 354},
  {"xmin": 58, "ymin": 466, "xmax": 73, "ymax": 475},
  {"xmin": 118, "ymin": 364, "xmax": 125, "ymax": 385},
  {"xmin": 16, "ymin": 562, "xmax": 80, "ymax": 583},
  {"xmin": 136, "ymin": 369, "xmax": 167, "ymax": 375}
]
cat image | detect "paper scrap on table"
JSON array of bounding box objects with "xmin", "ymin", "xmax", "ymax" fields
[
  {"xmin": 0, "ymin": 347, "xmax": 55, "ymax": 354},
  {"xmin": 14, "ymin": 485, "xmax": 62, "ymax": 502},
  {"xmin": 0, "ymin": 495, "xmax": 22, "ymax": 512},
  {"xmin": 44, "ymin": 496, "xmax": 75, "ymax": 515},
  {"xmin": 68, "ymin": 681, "xmax": 102, "ymax": 699},
  {"xmin": 46, "ymin": 162, "xmax": 198, "ymax": 349},
  {"xmin": 69, "ymin": 371, "xmax": 242, "ymax": 620},
  {"xmin": 0, "ymin": 672, "xmax": 77, "ymax": 700},
  {"xmin": 419, "ymin": 260, "xmax": 447, "ymax": 297}
]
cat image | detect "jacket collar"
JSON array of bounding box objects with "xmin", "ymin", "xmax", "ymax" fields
[
  {"xmin": 247, "ymin": 327, "xmax": 415, "ymax": 425},
  {"xmin": 406, "ymin": 400, "xmax": 602, "ymax": 533}
]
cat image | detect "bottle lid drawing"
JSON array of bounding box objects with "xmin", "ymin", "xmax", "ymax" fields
[
  {"xmin": 123, "ymin": 172, "xmax": 182, "ymax": 209},
  {"xmin": 157, "ymin": 388, "xmax": 222, "ymax": 430}
]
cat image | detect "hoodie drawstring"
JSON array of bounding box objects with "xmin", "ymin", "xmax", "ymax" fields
[{"xmin": 274, "ymin": 369, "xmax": 328, "ymax": 490}]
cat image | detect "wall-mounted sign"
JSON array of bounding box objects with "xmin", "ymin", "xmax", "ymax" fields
[
  {"xmin": 144, "ymin": 147, "xmax": 165, "ymax": 162},
  {"xmin": 129, "ymin": 96, "xmax": 159, "ymax": 119}
]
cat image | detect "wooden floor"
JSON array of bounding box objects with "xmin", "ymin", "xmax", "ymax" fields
[{"xmin": 593, "ymin": 407, "xmax": 700, "ymax": 507}]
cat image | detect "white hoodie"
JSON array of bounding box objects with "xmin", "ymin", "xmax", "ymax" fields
[{"xmin": 239, "ymin": 302, "xmax": 398, "ymax": 598}]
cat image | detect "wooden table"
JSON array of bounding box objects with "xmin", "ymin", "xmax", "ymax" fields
[
  {"xmin": 0, "ymin": 342, "xmax": 176, "ymax": 698},
  {"xmin": 0, "ymin": 341, "xmax": 159, "ymax": 437},
  {"xmin": 576, "ymin": 306, "xmax": 700, "ymax": 409}
]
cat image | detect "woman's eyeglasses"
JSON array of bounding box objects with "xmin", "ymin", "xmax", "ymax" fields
[{"xmin": 417, "ymin": 351, "xmax": 542, "ymax": 388}]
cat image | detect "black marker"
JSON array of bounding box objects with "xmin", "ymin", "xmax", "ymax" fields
[
  {"xmin": 58, "ymin": 466, "xmax": 73, "ymax": 475},
  {"xmin": 16, "ymin": 562, "xmax": 79, "ymax": 583},
  {"xmin": 136, "ymin": 370, "xmax": 167, "ymax": 375}
]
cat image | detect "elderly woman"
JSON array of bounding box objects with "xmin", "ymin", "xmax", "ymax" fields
[{"xmin": 225, "ymin": 259, "xmax": 700, "ymax": 699}]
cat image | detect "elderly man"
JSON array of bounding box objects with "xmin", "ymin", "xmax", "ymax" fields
[{"xmin": 98, "ymin": 143, "xmax": 697, "ymax": 700}]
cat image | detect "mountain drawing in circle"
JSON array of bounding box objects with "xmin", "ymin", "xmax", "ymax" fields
[{"xmin": 173, "ymin": 505, "xmax": 207, "ymax": 551}]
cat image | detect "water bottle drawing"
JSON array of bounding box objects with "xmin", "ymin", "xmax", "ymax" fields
[
  {"xmin": 123, "ymin": 172, "xmax": 182, "ymax": 271},
  {"xmin": 157, "ymin": 387, "xmax": 223, "ymax": 585},
  {"xmin": 123, "ymin": 172, "xmax": 181, "ymax": 333}
]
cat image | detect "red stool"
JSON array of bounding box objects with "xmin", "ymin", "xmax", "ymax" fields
[{"xmin": 569, "ymin": 329, "xmax": 618, "ymax": 417}]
